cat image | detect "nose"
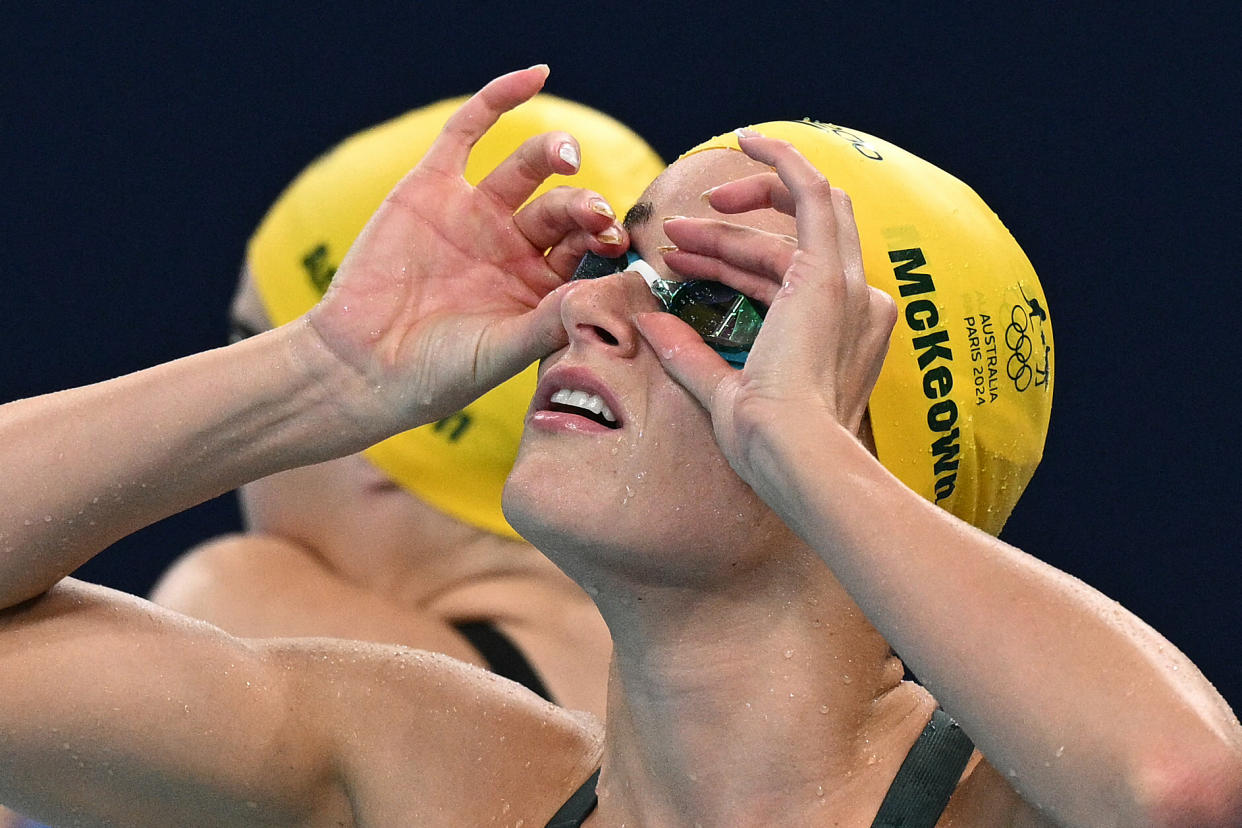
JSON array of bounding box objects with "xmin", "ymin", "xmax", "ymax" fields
[{"xmin": 559, "ymin": 272, "xmax": 660, "ymax": 358}]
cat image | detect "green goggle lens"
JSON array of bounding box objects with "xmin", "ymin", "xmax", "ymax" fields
[{"xmin": 572, "ymin": 251, "xmax": 765, "ymax": 366}]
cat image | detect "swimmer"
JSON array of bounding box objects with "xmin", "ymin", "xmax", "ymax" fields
[
  {"xmin": 1, "ymin": 67, "xmax": 1238, "ymax": 826},
  {"xmin": 148, "ymin": 93, "xmax": 665, "ymax": 718}
]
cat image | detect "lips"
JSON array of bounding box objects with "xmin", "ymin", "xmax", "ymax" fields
[{"xmin": 532, "ymin": 365, "xmax": 626, "ymax": 432}]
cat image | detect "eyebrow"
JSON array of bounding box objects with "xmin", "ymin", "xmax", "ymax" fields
[{"xmin": 623, "ymin": 200, "xmax": 653, "ymax": 231}]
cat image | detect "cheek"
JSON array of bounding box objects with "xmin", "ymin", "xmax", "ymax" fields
[{"xmin": 625, "ymin": 385, "xmax": 757, "ymax": 512}]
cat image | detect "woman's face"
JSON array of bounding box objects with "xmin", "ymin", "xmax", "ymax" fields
[{"xmin": 503, "ymin": 150, "xmax": 799, "ymax": 584}]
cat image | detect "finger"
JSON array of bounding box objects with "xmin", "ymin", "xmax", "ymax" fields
[
  {"xmin": 634, "ymin": 312, "xmax": 735, "ymax": 411},
  {"xmin": 544, "ymin": 226, "xmax": 628, "ymax": 280},
  {"xmin": 482, "ymin": 281, "xmax": 575, "ymax": 379},
  {"xmin": 840, "ymin": 287, "xmax": 898, "ymax": 431},
  {"xmin": 702, "ymin": 172, "xmax": 796, "ymax": 216},
  {"xmin": 660, "ymin": 251, "xmax": 782, "ymax": 306},
  {"xmin": 420, "ymin": 65, "xmax": 550, "ymax": 175},
  {"xmin": 662, "ymin": 216, "xmax": 796, "ymax": 283},
  {"xmin": 478, "ymin": 131, "xmax": 583, "ymax": 211},
  {"xmin": 831, "ymin": 188, "xmax": 867, "ymax": 293},
  {"xmin": 734, "ymin": 132, "xmax": 840, "ymax": 270},
  {"xmin": 513, "ymin": 186, "xmax": 619, "ymax": 251}
]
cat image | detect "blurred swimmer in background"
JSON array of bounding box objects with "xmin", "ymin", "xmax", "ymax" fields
[{"xmin": 150, "ymin": 92, "xmax": 665, "ymax": 717}]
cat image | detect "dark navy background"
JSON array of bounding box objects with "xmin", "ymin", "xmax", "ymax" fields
[{"xmin": 2, "ymin": 5, "xmax": 1238, "ymax": 709}]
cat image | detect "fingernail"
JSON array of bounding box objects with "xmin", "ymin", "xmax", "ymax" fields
[
  {"xmin": 734, "ymin": 127, "xmax": 760, "ymax": 139},
  {"xmin": 589, "ymin": 198, "xmax": 615, "ymax": 219},
  {"xmin": 657, "ymin": 244, "xmax": 679, "ymax": 253},
  {"xmin": 558, "ymin": 142, "xmax": 580, "ymax": 170},
  {"xmin": 597, "ymin": 226, "xmax": 622, "ymax": 245},
  {"xmin": 662, "ymin": 214, "xmax": 689, "ymax": 223},
  {"xmin": 700, "ymin": 185, "xmax": 720, "ymax": 203}
]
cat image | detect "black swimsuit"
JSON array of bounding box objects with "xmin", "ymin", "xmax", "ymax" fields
[
  {"xmin": 543, "ymin": 708, "xmax": 974, "ymax": 828},
  {"xmin": 452, "ymin": 619, "xmax": 555, "ymax": 702}
]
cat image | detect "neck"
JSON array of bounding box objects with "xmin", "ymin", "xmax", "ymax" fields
[{"xmin": 591, "ymin": 545, "xmax": 934, "ymax": 825}]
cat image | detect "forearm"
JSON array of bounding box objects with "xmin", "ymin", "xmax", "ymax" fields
[
  {"xmin": 0, "ymin": 319, "xmax": 383, "ymax": 606},
  {"xmin": 755, "ymin": 418, "xmax": 1242, "ymax": 825}
]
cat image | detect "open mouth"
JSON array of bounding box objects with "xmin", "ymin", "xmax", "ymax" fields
[{"xmin": 547, "ymin": 388, "xmax": 621, "ymax": 429}]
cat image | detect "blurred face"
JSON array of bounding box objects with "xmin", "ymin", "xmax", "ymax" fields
[{"xmin": 503, "ymin": 149, "xmax": 799, "ymax": 583}]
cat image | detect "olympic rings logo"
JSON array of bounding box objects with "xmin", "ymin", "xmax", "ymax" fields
[
  {"xmin": 1005, "ymin": 305, "xmax": 1036, "ymax": 390},
  {"xmin": 1004, "ymin": 288, "xmax": 1051, "ymax": 392}
]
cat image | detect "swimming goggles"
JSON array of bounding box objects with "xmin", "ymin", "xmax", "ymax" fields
[{"xmin": 571, "ymin": 250, "xmax": 766, "ymax": 366}]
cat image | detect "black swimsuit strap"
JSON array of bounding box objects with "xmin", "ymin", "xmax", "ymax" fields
[
  {"xmin": 871, "ymin": 708, "xmax": 975, "ymax": 827},
  {"xmin": 544, "ymin": 768, "xmax": 600, "ymax": 828},
  {"xmin": 451, "ymin": 620, "xmax": 555, "ymax": 703},
  {"xmin": 540, "ymin": 709, "xmax": 972, "ymax": 828}
]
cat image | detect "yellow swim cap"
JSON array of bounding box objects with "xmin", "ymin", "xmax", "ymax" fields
[
  {"xmin": 248, "ymin": 95, "xmax": 666, "ymax": 540},
  {"xmin": 682, "ymin": 122, "xmax": 1053, "ymax": 535}
]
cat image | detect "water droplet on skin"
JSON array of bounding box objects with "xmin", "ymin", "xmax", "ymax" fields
[
  {"xmin": 815, "ymin": 784, "xmax": 825, "ymax": 797},
  {"xmin": 783, "ymin": 649, "xmax": 794, "ymax": 659},
  {"xmin": 819, "ymin": 705, "xmax": 830, "ymax": 715},
  {"xmin": 867, "ymin": 754, "xmax": 878, "ymax": 765},
  {"xmin": 44, "ymin": 515, "xmax": 52, "ymax": 522},
  {"xmin": 1055, "ymin": 745, "xmax": 1064, "ymax": 757},
  {"xmin": 623, "ymin": 484, "xmax": 636, "ymax": 503},
  {"xmin": 841, "ymin": 674, "xmax": 853, "ymax": 685}
]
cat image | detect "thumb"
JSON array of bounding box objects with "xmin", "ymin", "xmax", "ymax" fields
[
  {"xmin": 489, "ymin": 282, "xmax": 573, "ymax": 375},
  {"xmin": 635, "ymin": 312, "xmax": 734, "ymax": 411}
]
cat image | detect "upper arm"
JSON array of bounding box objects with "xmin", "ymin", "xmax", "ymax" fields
[
  {"xmin": 1, "ymin": 578, "xmax": 603, "ymax": 827},
  {"xmin": 0, "ymin": 579, "xmax": 349, "ymax": 827}
]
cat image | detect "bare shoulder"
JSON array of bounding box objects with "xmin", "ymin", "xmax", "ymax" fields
[
  {"xmin": 269, "ymin": 636, "xmax": 604, "ymax": 825},
  {"xmin": 151, "ymin": 532, "xmax": 311, "ymax": 607},
  {"xmin": 940, "ymin": 753, "xmax": 1059, "ymax": 827},
  {"xmin": 150, "ymin": 533, "xmax": 478, "ymax": 654}
]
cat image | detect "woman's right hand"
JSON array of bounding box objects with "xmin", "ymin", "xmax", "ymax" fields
[{"xmin": 304, "ymin": 65, "xmax": 628, "ymax": 435}]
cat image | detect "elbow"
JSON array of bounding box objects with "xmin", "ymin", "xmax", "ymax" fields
[{"xmin": 1130, "ymin": 744, "xmax": 1242, "ymax": 828}]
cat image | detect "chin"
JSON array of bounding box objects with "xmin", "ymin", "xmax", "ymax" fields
[{"xmin": 501, "ymin": 468, "xmax": 612, "ymax": 562}]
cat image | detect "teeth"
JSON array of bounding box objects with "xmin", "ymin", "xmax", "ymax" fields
[{"xmin": 550, "ymin": 388, "xmax": 617, "ymax": 423}]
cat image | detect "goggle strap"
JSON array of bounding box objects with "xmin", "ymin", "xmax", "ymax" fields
[{"xmin": 622, "ymin": 252, "xmax": 664, "ymax": 291}]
